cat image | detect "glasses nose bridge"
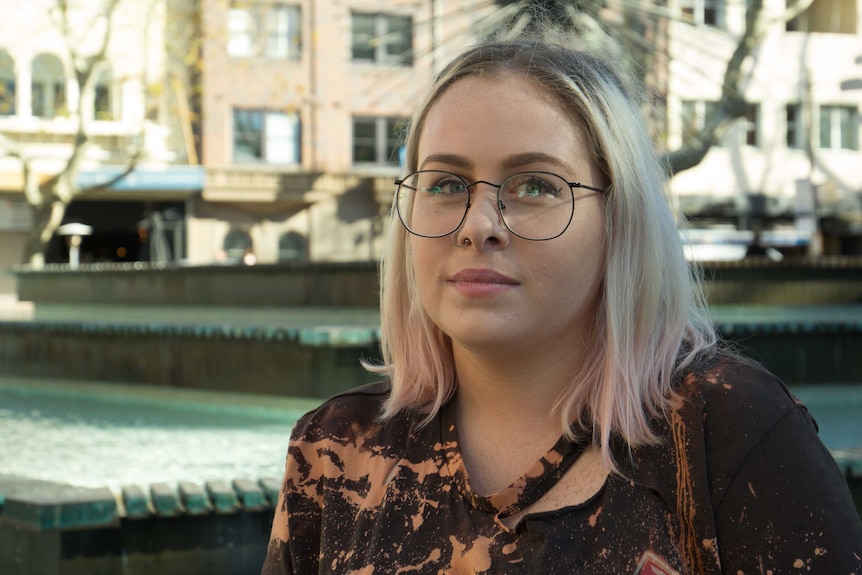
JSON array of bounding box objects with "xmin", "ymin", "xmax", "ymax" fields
[
  {"xmin": 466, "ymin": 179, "xmax": 502, "ymax": 195},
  {"xmin": 464, "ymin": 179, "xmax": 503, "ymax": 209}
]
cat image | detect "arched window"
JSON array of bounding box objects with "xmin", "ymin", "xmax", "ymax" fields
[
  {"xmin": 278, "ymin": 231, "xmax": 307, "ymax": 261},
  {"xmin": 0, "ymin": 50, "xmax": 15, "ymax": 116},
  {"xmin": 223, "ymin": 230, "xmax": 253, "ymax": 261},
  {"xmin": 93, "ymin": 65, "xmax": 112, "ymax": 120},
  {"xmin": 31, "ymin": 53, "xmax": 66, "ymax": 118}
]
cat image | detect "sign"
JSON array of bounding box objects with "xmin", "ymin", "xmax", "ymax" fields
[{"xmin": 77, "ymin": 165, "xmax": 205, "ymax": 192}]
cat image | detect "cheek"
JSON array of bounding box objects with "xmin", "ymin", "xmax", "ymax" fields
[
  {"xmin": 549, "ymin": 224, "xmax": 607, "ymax": 299},
  {"xmin": 409, "ymin": 240, "xmax": 440, "ymax": 302}
]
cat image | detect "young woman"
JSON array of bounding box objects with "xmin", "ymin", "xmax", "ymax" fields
[{"xmin": 262, "ymin": 39, "xmax": 862, "ymax": 574}]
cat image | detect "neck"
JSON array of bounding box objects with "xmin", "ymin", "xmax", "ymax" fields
[
  {"xmin": 451, "ymin": 340, "xmax": 584, "ymax": 432},
  {"xmin": 450, "ymin": 344, "xmax": 585, "ymax": 495}
]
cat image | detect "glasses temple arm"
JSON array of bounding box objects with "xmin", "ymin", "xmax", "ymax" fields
[{"xmin": 569, "ymin": 182, "xmax": 609, "ymax": 194}]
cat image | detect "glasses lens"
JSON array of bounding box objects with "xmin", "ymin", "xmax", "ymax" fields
[
  {"xmin": 499, "ymin": 172, "xmax": 574, "ymax": 240},
  {"xmin": 396, "ymin": 171, "xmax": 469, "ymax": 237}
]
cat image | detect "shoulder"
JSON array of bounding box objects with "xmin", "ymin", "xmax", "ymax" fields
[
  {"xmin": 679, "ymin": 357, "xmax": 862, "ymax": 570},
  {"xmin": 676, "ymin": 353, "xmax": 817, "ymax": 471},
  {"xmin": 633, "ymin": 354, "xmax": 862, "ymax": 570},
  {"xmin": 292, "ymin": 380, "xmax": 391, "ymax": 438},
  {"xmin": 679, "ymin": 352, "xmax": 807, "ymax": 434},
  {"xmin": 629, "ymin": 353, "xmax": 808, "ymax": 488},
  {"xmin": 628, "ymin": 353, "xmax": 818, "ymax": 497},
  {"xmin": 301, "ymin": 380, "xmax": 391, "ymax": 419},
  {"xmin": 289, "ymin": 380, "xmax": 415, "ymax": 458},
  {"xmin": 675, "ymin": 353, "xmax": 827, "ymax": 504}
]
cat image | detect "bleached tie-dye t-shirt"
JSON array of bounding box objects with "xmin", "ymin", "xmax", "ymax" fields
[{"xmin": 262, "ymin": 356, "xmax": 862, "ymax": 574}]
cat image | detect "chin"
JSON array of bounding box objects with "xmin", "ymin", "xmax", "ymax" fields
[{"xmin": 447, "ymin": 328, "xmax": 521, "ymax": 353}]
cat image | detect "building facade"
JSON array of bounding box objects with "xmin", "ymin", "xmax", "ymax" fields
[
  {"xmin": 2, "ymin": 0, "xmax": 860, "ymax": 295},
  {"xmin": 192, "ymin": 0, "xmax": 493, "ymax": 264},
  {"xmin": 0, "ymin": 0, "xmax": 200, "ymax": 295},
  {"xmin": 666, "ymin": 0, "xmax": 862, "ymax": 253},
  {"xmin": 196, "ymin": 0, "xmax": 862, "ymax": 264}
]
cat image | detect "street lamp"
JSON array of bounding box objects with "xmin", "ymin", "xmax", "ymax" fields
[{"xmin": 57, "ymin": 222, "xmax": 93, "ymax": 269}]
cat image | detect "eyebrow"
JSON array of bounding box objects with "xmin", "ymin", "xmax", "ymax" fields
[
  {"xmin": 419, "ymin": 152, "xmax": 575, "ymax": 174},
  {"xmin": 501, "ymin": 152, "xmax": 574, "ymax": 173},
  {"xmin": 419, "ymin": 154, "xmax": 471, "ymax": 170}
]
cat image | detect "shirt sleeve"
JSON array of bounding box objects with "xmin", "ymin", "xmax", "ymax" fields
[
  {"xmin": 259, "ymin": 382, "xmax": 393, "ymax": 575},
  {"xmin": 260, "ymin": 412, "xmax": 322, "ymax": 575},
  {"xmin": 712, "ymin": 404, "xmax": 862, "ymax": 573},
  {"xmin": 260, "ymin": 482, "xmax": 294, "ymax": 575}
]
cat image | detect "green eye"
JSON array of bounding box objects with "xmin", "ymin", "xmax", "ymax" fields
[
  {"xmin": 513, "ymin": 177, "xmax": 560, "ymax": 198},
  {"xmin": 424, "ymin": 180, "xmax": 466, "ymax": 194}
]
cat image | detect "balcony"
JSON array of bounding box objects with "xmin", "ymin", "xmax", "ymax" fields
[{"xmin": 203, "ymin": 166, "xmax": 396, "ymax": 208}]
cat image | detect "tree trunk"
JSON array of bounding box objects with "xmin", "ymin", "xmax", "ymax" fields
[
  {"xmin": 22, "ymin": 195, "xmax": 68, "ymax": 267},
  {"xmin": 662, "ymin": 0, "xmax": 765, "ymax": 176}
]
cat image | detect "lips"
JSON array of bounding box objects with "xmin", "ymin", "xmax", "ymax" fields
[
  {"xmin": 450, "ymin": 269, "xmax": 518, "ymax": 284},
  {"xmin": 448, "ymin": 268, "xmax": 519, "ymax": 285}
]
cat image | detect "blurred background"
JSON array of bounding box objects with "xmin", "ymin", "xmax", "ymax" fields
[{"xmin": 0, "ymin": 0, "xmax": 859, "ymax": 573}]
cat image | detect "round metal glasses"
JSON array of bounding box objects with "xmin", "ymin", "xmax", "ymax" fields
[{"xmin": 394, "ymin": 170, "xmax": 606, "ymax": 241}]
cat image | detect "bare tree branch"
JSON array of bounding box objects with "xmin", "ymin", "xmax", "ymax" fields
[
  {"xmin": 15, "ymin": 0, "xmax": 143, "ymax": 266},
  {"xmin": 662, "ymin": 0, "xmax": 766, "ymax": 175}
]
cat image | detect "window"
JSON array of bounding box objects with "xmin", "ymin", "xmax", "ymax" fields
[
  {"xmin": 267, "ymin": 5, "xmax": 302, "ymax": 58},
  {"xmin": 353, "ymin": 116, "xmax": 406, "ymax": 165},
  {"xmin": 786, "ymin": 104, "xmax": 804, "ymax": 149},
  {"xmin": 233, "ymin": 108, "xmax": 301, "ymax": 164},
  {"xmin": 680, "ymin": 0, "xmax": 722, "ymax": 26},
  {"xmin": 278, "ymin": 231, "xmax": 307, "ymax": 261},
  {"xmin": 786, "ymin": 0, "xmax": 856, "ymax": 33},
  {"xmin": 743, "ymin": 103, "xmax": 759, "ymax": 147},
  {"xmin": 93, "ymin": 66, "xmax": 112, "ymax": 120},
  {"xmin": 31, "ymin": 53, "xmax": 66, "ymax": 118},
  {"xmin": 227, "ymin": 5, "xmax": 255, "ymax": 56},
  {"xmin": 0, "ymin": 50, "xmax": 14, "ymax": 116},
  {"xmin": 819, "ymin": 105, "xmax": 858, "ymax": 150},
  {"xmin": 223, "ymin": 230, "xmax": 253, "ymax": 261},
  {"xmin": 351, "ymin": 13, "xmax": 413, "ymax": 66},
  {"xmin": 227, "ymin": 2, "xmax": 301, "ymax": 59}
]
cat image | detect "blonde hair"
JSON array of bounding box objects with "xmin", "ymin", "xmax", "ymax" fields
[{"xmin": 365, "ymin": 40, "xmax": 716, "ymax": 470}]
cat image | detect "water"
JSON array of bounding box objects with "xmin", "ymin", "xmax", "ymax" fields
[
  {"xmin": 0, "ymin": 379, "xmax": 320, "ymax": 490},
  {"xmin": 0, "ymin": 379, "xmax": 857, "ymax": 493},
  {"xmin": 790, "ymin": 384, "xmax": 862, "ymax": 452}
]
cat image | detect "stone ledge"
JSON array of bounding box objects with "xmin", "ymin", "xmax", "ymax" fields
[
  {"xmin": 0, "ymin": 475, "xmax": 283, "ymax": 532},
  {"xmin": 179, "ymin": 482, "xmax": 209, "ymax": 515},
  {"xmin": 716, "ymin": 321, "xmax": 862, "ymax": 336},
  {"xmin": 10, "ymin": 261, "xmax": 379, "ymax": 275},
  {"xmin": 121, "ymin": 485, "xmax": 150, "ymax": 519},
  {"xmin": 123, "ymin": 478, "xmax": 281, "ymax": 520},
  {"xmin": 7, "ymin": 315, "xmax": 862, "ymax": 342},
  {"xmin": 206, "ymin": 481, "xmax": 240, "ymax": 514},
  {"xmin": 0, "ymin": 320, "xmax": 381, "ymax": 347},
  {"xmin": 118, "ymin": 478, "xmax": 282, "ymax": 522},
  {"xmin": 703, "ymin": 256, "xmax": 862, "ymax": 270},
  {"xmin": 0, "ymin": 476, "xmax": 118, "ymax": 531}
]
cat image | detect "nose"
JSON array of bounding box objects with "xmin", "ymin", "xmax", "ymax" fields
[{"xmin": 452, "ymin": 184, "xmax": 509, "ymax": 249}]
